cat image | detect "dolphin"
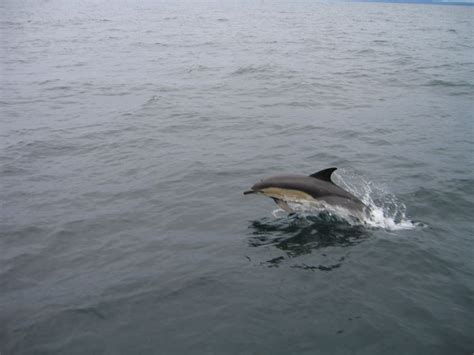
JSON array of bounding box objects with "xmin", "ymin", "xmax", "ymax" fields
[{"xmin": 244, "ymin": 167, "xmax": 367, "ymax": 217}]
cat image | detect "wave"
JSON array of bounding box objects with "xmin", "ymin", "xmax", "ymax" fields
[
  {"xmin": 231, "ymin": 65, "xmax": 273, "ymax": 76},
  {"xmin": 425, "ymin": 79, "xmax": 474, "ymax": 88}
]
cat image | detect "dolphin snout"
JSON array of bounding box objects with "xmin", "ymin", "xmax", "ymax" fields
[{"xmin": 244, "ymin": 181, "xmax": 266, "ymax": 195}]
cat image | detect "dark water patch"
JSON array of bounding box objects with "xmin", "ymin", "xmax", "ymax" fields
[
  {"xmin": 37, "ymin": 79, "xmax": 61, "ymax": 86},
  {"xmin": 0, "ymin": 164, "xmax": 31, "ymax": 177},
  {"xmin": 355, "ymin": 48, "xmax": 376, "ymax": 55},
  {"xmin": 69, "ymin": 307, "xmax": 107, "ymax": 320},
  {"xmin": 291, "ymin": 260, "xmax": 343, "ymax": 272},
  {"xmin": 248, "ymin": 214, "xmax": 370, "ymax": 269},
  {"xmin": 154, "ymin": 42, "xmax": 171, "ymax": 47},
  {"xmin": 42, "ymin": 85, "xmax": 73, "ymax": 91},
  {"xmin": 448, "ymin": 91, "xmax": 474, "ymax": 96},
  {"xmin": 231, "ymin": 64, "xmax": 274, "ymax": 76},
  {"xmin": 425, "ymin": 79, "xmax": 474, "ymax": 88},
  {"xmin": 4, "ymin": 139, "xmax": 86, "ymax": 160},
  {"xmin": 363, "ymin": 137, "xmax": 391, "ymax": 146},
  {"xmin": 1, "ymin": 20, "xmax": 22, "ymax": 26},
  {"xmin": 187, "ymin": 64, "xmax": 215, "ymax": 73},
  {"xmin": 1, "ymin": 98, "xmax": 46, "ymax": 105}
]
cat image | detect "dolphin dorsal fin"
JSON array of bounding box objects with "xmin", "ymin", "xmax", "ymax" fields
[{"xmin": 309, "ymin": 167, "xmax": 337, "ymax": 182}]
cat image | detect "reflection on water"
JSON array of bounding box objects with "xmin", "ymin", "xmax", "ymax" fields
[{"xmin": 248, "ymin": 213, "xmax": 371, "ymax": 270}]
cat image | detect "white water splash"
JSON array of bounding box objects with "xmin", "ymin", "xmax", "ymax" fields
[
  {"xmin": 338, "ymin": 172, "xmax": 420, "ymax": 230},
  {"xmin": 271, "ymin": 172, "xmax": 421, "ymax": 231}
]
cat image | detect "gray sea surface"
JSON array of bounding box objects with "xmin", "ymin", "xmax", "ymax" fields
[{"xmin": 1, "ymin": 0, "xmax": 473, "ymax": 354}]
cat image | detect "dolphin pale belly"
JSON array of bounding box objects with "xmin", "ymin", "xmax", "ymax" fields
[{"xmin": 244, "ymin": 167, "xmax": 367, "ymax": 217}]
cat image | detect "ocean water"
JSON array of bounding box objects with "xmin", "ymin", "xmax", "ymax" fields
[{"xmin": 1, "ymin": 0, "xmax": 473, "ymax": 354}]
